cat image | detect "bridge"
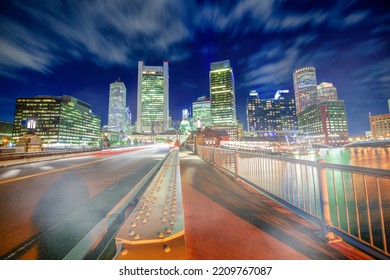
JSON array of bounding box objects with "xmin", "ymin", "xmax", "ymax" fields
[{"xmin": 0, "ymin": 145, "xmax": 388, "ymax": 260}]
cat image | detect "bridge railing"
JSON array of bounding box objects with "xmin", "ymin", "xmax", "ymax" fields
[{"xmin": 196, "ymin": 145, "xmax": 390, "ymax": 259}]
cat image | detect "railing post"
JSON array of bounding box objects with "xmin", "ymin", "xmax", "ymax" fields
[
  {"xmin": 234, "ymin": 148, "xmax": 239, "ymax": 180},
  {"xmin": 315, "ymin": 159, "xmax": 342, "ymax": 243},
  {"xmin": 211, "ymin": 146, "xmax": 215, "ymax": 165}
]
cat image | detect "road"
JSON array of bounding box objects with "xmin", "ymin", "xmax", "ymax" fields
[{"xmin": 0, "ymin": 145, "xmax": 170, "ymax": 260}]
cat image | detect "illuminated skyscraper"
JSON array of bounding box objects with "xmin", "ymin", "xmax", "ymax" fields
[
  {"xmin": 209, "ymin": 60, "xmax": 236, "ymax": 125},
  {"xmin": 12, "ymin": 96, "xmax": 101, "ymax": 146},
  {"xmin": 246, "ymin": 90, "xmax": 297, "ymax": 132},
  {"xmin": 298, "ymin": 101, "xmax": 349, "ymax": 146},
  {"xmin": 293, "ymin": 67, "xmax": 318, "ymax": 113},
  {"xmin": 108, "ymin": 80, "xmax": 127, "ymax": 132},
  {"xmin": 317, "ymin": 82, "xmax": 338, "ymax": 103},
  {"xmin": 137, "ymin": 61, "xmax": 169, "ymax": 133},
  {"xmin": 192, "ymin": 95, "xmax": 211, "ymax": 129}
]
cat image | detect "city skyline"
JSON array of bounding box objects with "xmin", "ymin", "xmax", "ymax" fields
[{"xmin": 1, "ymin": 0, "xmax": 389, "ymax": 135}]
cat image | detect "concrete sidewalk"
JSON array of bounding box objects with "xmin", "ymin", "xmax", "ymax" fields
[{"xmin": 179, "ymin": 148, "xmax": 373, "ymax": 260}]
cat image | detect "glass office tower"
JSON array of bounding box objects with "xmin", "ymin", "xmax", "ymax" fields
[
  {"xmin": 246, "ymin": 90, "xmax": 297, "ymax": 132},
  {"xmin": 137, "ymin": 61, "xmax": 169, "ymax": 133},
  {"xmin": 209, "ymin": 60, "xmax": 236, "ymax": 125},
  {"xmin": 108, "ymin": 80, "xmax": 127, "ymax": 132},
  {"xmin": 192, "ymin": 95, "xmax": 211, "ymax": 129},
  {"xmin": 13, "ymin": 96, "xmax": 101, "ymax": 147},
  {"xmin": 293, "ymin": 67, "xmax": 318, "ymax": 114}
]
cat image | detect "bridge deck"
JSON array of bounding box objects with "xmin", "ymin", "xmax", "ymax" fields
[{"xmin": 179, "ymin": 148, "xmax": 373, "ymax": 260}]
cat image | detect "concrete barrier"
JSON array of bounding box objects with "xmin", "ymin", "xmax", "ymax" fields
[{"xmin": 114, "ymin": 148, "xmax": 186, "ymax": 260}]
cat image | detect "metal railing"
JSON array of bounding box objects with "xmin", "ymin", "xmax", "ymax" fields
[{"xmin": 196, "ymin": 145, "xmax": 390, "ymax": 259}]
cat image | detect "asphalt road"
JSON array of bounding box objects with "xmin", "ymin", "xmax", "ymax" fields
[{"xmin": 0, "ymin": 145, "xmax": 170, "ymax": 260}]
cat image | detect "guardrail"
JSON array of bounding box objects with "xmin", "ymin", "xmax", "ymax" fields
[
  {"xmin": 113, "ymin": 147, "xmax": 185, "ymax": 260},
  {"xmin": 0, "ymin": 147, "xmax": 102, "ymax": 160},
  {"xmin": 63, "ymin": 149, "xmax": 171, "ymax": 260},
  {"xmin": 196, "ymin": 145, "xmax": 390, "ymax": 259}
]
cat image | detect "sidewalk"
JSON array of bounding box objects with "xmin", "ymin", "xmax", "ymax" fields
[{"xmin": 179, "ymin": 148, "xmax": 373, "ymax": 260}]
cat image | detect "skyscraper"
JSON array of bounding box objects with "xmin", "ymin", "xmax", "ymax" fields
[
  {"xmin": 108, "ymin": 80, "xmax": 127, "ymax": 132},
  {"xmin": 246, "ymin": 90, "xmax": 297, "ymax": 132},
  {"xmin": 192, "ymin": 95, "xmax": 211, "ymax": 130},
  {"xmin": 12, "ymin": 96, "xmax": 101, "ymax": 146},
  {"xmin": 293, "ymin": 67, "xmax": 318, "ymax": 113},
  {"xmin": 209, "ymin": 60, "xmax": 236, "ymax": 125},
  {"xmin": 137, "ymin": 61, "xmax": 169, "ymax": 133},
  {"xmin": 317, "ymin": 82, "xmax": 338, "ymax": 103},
  {"xmin": 298, "ymin": 101, "xmax": 349, "ymax": 146}
]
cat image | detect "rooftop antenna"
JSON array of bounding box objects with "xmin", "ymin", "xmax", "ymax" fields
[{"xmin": 117, "ymin": 76, "xmax": 120, "ymax": 82}]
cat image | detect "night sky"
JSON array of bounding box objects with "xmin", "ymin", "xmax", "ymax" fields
[{"xmin": 1, "ymin": 0, "xmax": 389, "ymax": 135}]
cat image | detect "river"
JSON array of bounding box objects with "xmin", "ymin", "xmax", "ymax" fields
[{"xmin": 293, "ymin": 147, "xmax": 390, "ymax": 170}]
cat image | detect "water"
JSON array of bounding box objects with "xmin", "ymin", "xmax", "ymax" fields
[{"xmin": 292, "ymin": 147, "xmax": 390, "ymax": 170}]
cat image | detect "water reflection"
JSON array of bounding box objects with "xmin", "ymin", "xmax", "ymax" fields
[{"xmin": 292, "ymin": 147, "xmax": 390, "ymax": 170}]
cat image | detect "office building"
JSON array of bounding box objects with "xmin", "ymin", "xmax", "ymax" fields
[
  {"xmin": 0, "ymin": 121, "xmax": 13, "ymax": 146},
  {"xmin": 12, "ymin": 96, "xmax": 101, "ymax": 146},
  {"xmin": 293, "ymin": 67, "xmax": 318, "ymax": 113},
  {"xmin": 317, "ymin": 82, "xmax": 338, "ymax": 103},
  {"xmin": 108, "ymin": 80, "xmax": 127, "ymax": 132},
  {"xmin": 209, "ymin": 60, "xmax": 236, "ymax": 125},
  {"xmin": 192, "ymin": 95, "xmax": 211, "ymax": 130},
  {"xmin": 370, "ymin": 113, "xmax": 390, "ymax": 139},
  {"xmin": 297, "ymin": 101, "xmax": 349, "ymax": 146},
  {"xmin": 137, "ymin": 61, "xmax": 169, "ymax": 133},
  {"xmin": 246, "ymin": 90, "xmax": 297, "ymax": 133}
]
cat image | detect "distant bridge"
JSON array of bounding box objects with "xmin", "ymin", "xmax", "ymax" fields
[{"xmin": 343, "ymin": 139, "xmax": 390, "ymax": 147}]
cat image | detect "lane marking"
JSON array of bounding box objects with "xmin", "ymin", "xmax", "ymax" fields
[{"xmin": 0, "ymin": 152, "xmax": 138, "ymax": 185}]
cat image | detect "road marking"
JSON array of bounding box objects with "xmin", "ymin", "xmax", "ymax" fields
[{"xmin": 0, "ymin": 153, "xmax": 131, "ymax": 185}]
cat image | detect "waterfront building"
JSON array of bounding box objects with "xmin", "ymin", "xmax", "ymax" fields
[
  {"xmin": 108, "ymin": 80, "xmax": 127, "ymax": 133},
  {"xmin": 12, "ymin": 96, "xmax": 101, "ymax": 147},
  {"xmin": 208, "ymin": 124, "xmax": 242, "ymax": 141},
  {"xmin": 293, "ymin": 67, "xmax": 318, "ymax": 113},
  {"xmin": 137, "ymin": 61, "xmax": 169, "ymax": 133},
  {"xmin": 297, "ymin": 101, "xmax": 349, "ymax": 146},
  {"xmin": 369, "ymin": 113, "xmax": 390, "ymax": 139},
  {"xmin": 317, "ymin": 82, "xmax": 338, "ymax": 103},
  {"xmin": 246, "ymin": 90, "xmax": 297, "ymax": 133},
  {"xmin": 192, "ymin": 95, "xmax": 211, "ymax": 130},
  {"xmin": 209, "ymin": 60, "xmax": 236, "ymax": 125}
]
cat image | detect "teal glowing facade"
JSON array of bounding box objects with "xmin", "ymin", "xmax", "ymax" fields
[
  {"xmin": 297, "ymin": 101, "xmax": 349, "ymax": 146},
  {"xmin": 209, "ymin": 60, "xmax": 236, "ymax": 125},
  {"xmin": 137, "ymin": 61, "xmax": 169, "ymax": 133},
  {"xmin": 192, "ymin": 95, "xmax": 211, "ymax": 129},
  {"xmin": 12, "ymin": 96, "xmax": 101, "ymax": 146}
]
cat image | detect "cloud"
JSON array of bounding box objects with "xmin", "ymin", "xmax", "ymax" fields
[{"xmin": 0, "ymin": 0, "xmax": 193, "ymax": 76}]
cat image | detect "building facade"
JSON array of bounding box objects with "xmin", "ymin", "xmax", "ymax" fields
[
  {"xmin": 246, "ymin": 90, "xmax": 297, "ymax": 133},
  {"xmin": 0, "ymin": 121, "xmax": 13, "ymax": 146},
  {"xmin": 317, "ymin": 82, "xmax": 338, "ymax": 103},
  {"xmin": 209, "ymin": 60, "xmax": 236, "ymax": 125},
  {"xmin": 293, "ymin": 67, "xmax": 318, "ymax": 114},
  {"xmin": 297, "ymin": 101, "xmax": 349, "ymax": 146},
  {"xmin": 192, "ymin": 95, "xmax": 211, "ymax": 130},
  {"xmin": 369, "ymin": 113, "xmax": 390, "ymax": 139},
  {"xmin": 108, "ymin": 80, "xmax": 127, "ymax": 132},
  {"xmin": 12, "ymin": 96, "xmax": 101, "ymax": 147},
  {"xmin": 137, "ymin": 61, "xmax": 169, "ymax": 133}
]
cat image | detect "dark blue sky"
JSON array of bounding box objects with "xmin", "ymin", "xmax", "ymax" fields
[{"xmin": 1, "ymin": 0, "xmax": 389, "ymax": 135}]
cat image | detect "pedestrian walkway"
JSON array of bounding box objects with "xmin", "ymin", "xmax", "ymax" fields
[{"xmin": 179, "ymin": 148, "xmax": 373, "ymax": 260}]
